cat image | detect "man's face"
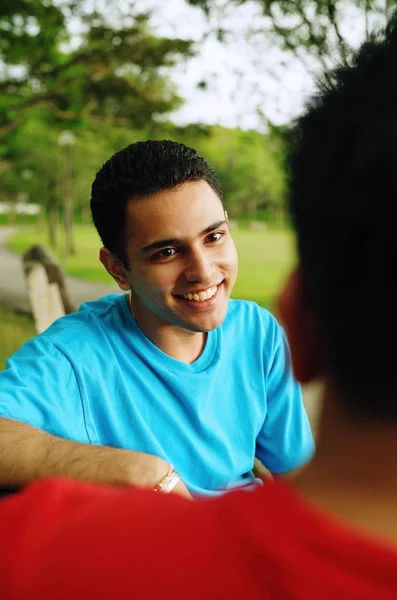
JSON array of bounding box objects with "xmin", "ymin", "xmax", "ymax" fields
[{"xmin": 124, "ymin": 180, "xmax": 238, "ymax": 333}]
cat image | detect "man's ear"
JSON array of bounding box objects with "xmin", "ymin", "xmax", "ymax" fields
[
  {"xmin": 278, "ymin": 268, "xmax": 323, "ymax": 384},
  {"xmin": 99, "ymin": 248, "xmax": 130, "ymax": 291}
]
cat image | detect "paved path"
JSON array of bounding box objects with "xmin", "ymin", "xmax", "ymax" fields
[{"xmin": 0, "ymin": 227, "xmax": 120, "ymax": 314}]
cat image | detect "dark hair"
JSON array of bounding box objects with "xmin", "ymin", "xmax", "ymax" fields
[
  {"xmin": 288, "ymin": 17, "xmax": 397, "ymax": 420},
  {"xmin": 90, "ymin": 140, "xmax": 223, "ymax": 267}
]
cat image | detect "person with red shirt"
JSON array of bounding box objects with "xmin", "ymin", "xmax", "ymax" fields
[{"xmin": 3, "ymin": 14, "xmax": 397, "ymax": 600}]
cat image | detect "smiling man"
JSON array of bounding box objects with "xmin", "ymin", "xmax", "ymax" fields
[
  {"xmin": 99, "ymin": 179, "xmax": 237, "ymax": 363},
  {"xmin": 0, "ymin": 141, "xmax": 314, "ymax": 496}
]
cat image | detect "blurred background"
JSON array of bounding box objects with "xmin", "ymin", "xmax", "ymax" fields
[{"xmin": 0, "ymin": 0, "xmax": 393, "ymax": 369}]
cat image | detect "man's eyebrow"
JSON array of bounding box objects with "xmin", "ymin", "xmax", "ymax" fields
[
  {"xmin": 142, "ymin": 220, "xmax": 228, "ymax": 253},
  {"xmin": 142, "ymin": 237, "xmax": 181, "ymax": 252},
  {"xmin": 201, "ymin": 220, "xmax": 227, "ymax": 236}
]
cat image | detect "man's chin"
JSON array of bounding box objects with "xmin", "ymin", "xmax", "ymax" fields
[
  {"xmin": 183, "ymin": 312, "xmax": 228, "ymax": 333},
  {"xmin": 187, "ymin": 324, "xmax": 216, "ymax": 334},
  {"xmin": 168, "ymin": 295, "xmax": 230, "ymax": 333}
]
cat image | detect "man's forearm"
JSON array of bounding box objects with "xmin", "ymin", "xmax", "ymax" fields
[{"xmin": 0, "ymin": 417, "xmax": 168, "ymax": 489}]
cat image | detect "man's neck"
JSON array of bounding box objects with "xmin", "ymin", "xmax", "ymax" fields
[
  {"xmin": 294, "ymin": 385, "xmax": 397, "ymax": 546},
  {"xmin": 131, "ymin": 300, "xmax": 207, "ymax": 364},
  {"xmin": 145, "ymin": 325, "xmax": 207, "ymax": 364}
]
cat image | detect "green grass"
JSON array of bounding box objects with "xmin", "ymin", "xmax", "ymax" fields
[
  {"xmin": 232, "ymin": 229, "xmax": 295, "ymax": 310},
  {"xmin": 2, "ymin": 226, "xmax": 295, "ymax": 368},
  {"xmin": 9, "ymin": 225, "xmax": 295, "ymax": 311},
  {"xmin": 0, "ymin": 304, "xmax": 36, "ymax": 370}
]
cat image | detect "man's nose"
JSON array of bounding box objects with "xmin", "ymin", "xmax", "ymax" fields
[{"xmin": 184, "ymin": 249, "xmax": 215, "ymax": 283}]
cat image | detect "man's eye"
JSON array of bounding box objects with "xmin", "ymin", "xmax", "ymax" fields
[
  {"xmin": 207, "ymin": 232, "xmax": 223, "ymax": 243},
  {"xmin": 153, "ymin": 248, "xmax": 176, "ymax": 260}
]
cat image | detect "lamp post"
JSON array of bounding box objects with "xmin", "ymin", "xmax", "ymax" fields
[{"xmin": 58, "ymin": 130, "xmax": 76, "ymax": 257}]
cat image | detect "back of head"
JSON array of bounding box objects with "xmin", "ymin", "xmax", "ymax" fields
[
  {"xmin": 91, "ymin": 140, "xmax": 223, "ymax": 267},
  {"xmin": 288, "ymin": 17, "xmax": 397, "ymax": 420}
]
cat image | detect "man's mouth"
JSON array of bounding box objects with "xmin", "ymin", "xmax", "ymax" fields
[{"xmin": 178, "ymin": 284, "xmax": 219, "ymax": 302}]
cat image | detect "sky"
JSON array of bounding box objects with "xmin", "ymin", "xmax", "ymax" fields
[
  {"xmin": 66, "ymin": 0, "xmax": 389, "ymax": 131},
  {"xmin": 143, "ymin": 0, "xmax": 315, "ymax": 130},
  {"xmin": 136, "ymin": 0, "xmax": 388, "ymax": 131}
]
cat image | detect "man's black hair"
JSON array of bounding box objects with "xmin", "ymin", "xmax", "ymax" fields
[
  {"xmin": 288, "ymin": 17, "xmax": 397, "ymax": 420},
  {"xmin": 91, "ymin": 140, "xmax": 224, "ymax": 267}
]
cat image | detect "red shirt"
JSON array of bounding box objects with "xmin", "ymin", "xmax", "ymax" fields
[{"xmin": 2, "ymin": 478, "xmax": 397, "ymax": 599}]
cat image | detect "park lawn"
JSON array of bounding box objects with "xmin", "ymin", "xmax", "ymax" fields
[
  {"xmin": 0, "ymin": 304, "xmax": 36, "ymax": 370},
  {"xmin": 232, "ymin": 229, "xmax": 295, "ymax": 310},
  {"xmin": 9, "ymin": 225, "xmax": 295, "ymax": 311}
]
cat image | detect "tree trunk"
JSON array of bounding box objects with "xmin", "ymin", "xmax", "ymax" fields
[
  {"xmin": 7, "ymin": 203, "xmax": 16, "ymax": 225},
  {"xmin": 48, "ymin": 186, "xmax": 58, "ymax": 249},
  {"xmin": 62, "ymin": 144, "xmax": 75, "ymax": 257},
  {"xmin": 276, "ymin": 207, "xmax": 285, "ymax": 228},
  {"xmin": 81, "ymin": 204, "xmax": 91, "ymax": 225},
  {"xmin": 36, "ymin": 205, "xmax": 45, "ymax": 233},
  {"xmin": 248, "ymin": 198, "xmax": 257, "ymax": 221}
]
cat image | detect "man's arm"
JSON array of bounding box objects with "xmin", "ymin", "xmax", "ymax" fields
[
  {"xmin": 0, "ymin": 418, "xmax": 191, "ymax": 498},
  {"xmin": 256, "ymin": 326, "xmax": 315, "ymax": 474},
  {"xmin": 0, "ymin": 337, "xmax": 191, "ymax": 498}
]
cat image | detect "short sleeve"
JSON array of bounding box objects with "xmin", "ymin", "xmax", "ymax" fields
[
  {"xmin": 256, "ymin": 328, "xmax": 315, "ymax": 473},
  {"xmin": 0, "ymin": 336, "xmax": 90, "ymax": 443}
]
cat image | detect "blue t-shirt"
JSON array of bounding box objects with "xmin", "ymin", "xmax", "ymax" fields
[{"xmin": 0, "ymin": 294, "xmax": 314, "ymax": 495}]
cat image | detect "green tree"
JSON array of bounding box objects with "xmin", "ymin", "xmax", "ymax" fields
[
  {"xmin": 0, "ymin": 1, "xmax": 194, "ymax": 254},
  {"xmin": 173, "ymin": 125, "xmax": 287, "ymax": 220},
  {"xmin": 188, "ymin": 0, "xmax": 394, "ymax": 71},
  {"xmin": 0, "ymin": 1, "xmax": 193, "ymax": 137},
  {"xmin": 1, "ymin": 114, "xmax": 63, "ymax": 242},
  {"xmin": 0, "ymin": 112, "xmax": 149, "ymax": 251}
]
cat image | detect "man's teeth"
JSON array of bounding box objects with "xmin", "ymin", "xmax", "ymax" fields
[{"xmin": 182, "ymin": 285, "xmax": 217, "ymax": 302}]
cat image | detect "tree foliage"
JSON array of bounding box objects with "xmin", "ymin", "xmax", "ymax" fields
[
  {"xmin": 0, "ymin": 1, "xmax": 288, "ymax": 251},
  {"xmin": 3, "ymin": 115, "xmax": 287, "ymax": 229},
  {"xmin": 188, "ymin": 125, "xmax": 287, "ymax": 218},
  {"xmin": 0, "ymin": 1, "xmax": 195, "ymax": 253},
  {"xmin": 188, "ymin": 0, "xmax": 395, "ymax": 70},
  {"xmin": 0, "ymin": 0, "xmax": 193, "ymax": 138}
]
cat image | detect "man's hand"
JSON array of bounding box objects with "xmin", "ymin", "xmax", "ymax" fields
[
  {"xmin": 253, "ymin": 457, "xmax": 274, "ymax": 481},
  {"xmin": 172, "ymin": 479, "xmax": 193, "ymax": 499},
  {"xmin": 139, "ymin": 457, "xmax": 192, "ymax": 499}
]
